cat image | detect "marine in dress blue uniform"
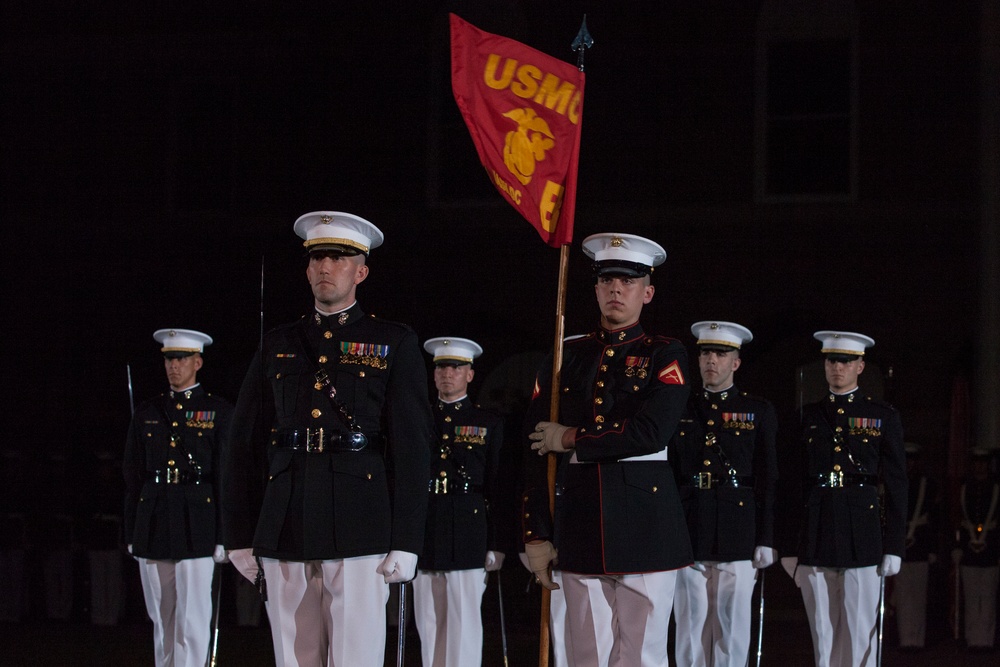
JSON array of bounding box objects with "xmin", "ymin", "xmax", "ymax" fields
[
  {"xmin": 123, "ymin": 329, "xmax": 232, "ymax": 667},
  {"xmin": 672, "ymin": 321, "xmax": 778, "ymax": 667},
  {"xmin": 522, "ymin": 233, "xmax": 692, "ymax": 666},
  {"xmin": 413, "ymin": 337, "xmax": 505, "ymax": 667},
  {"xmin": 780, "ymin": 332, "xmax": 906, "ymax": 667},
  {"xmin": 222, "ymin": 212, "xmax": 433, "ymax": 667},
  {"xmin": 952, "ymin": 448, "xmax": 999, "ymax": 652}
]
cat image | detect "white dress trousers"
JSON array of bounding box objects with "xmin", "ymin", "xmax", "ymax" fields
[
  {"xmin": 138, "ymin": 556, "xmax": 215, "ymax": 667},
  {"xmin": 674, "ymin": 560, "xmax": 757, "ymax": 666},
  {"xmin": 549, "ymin": 569, "xmax": 614, "ymax": 667},
  {"xmin": 562, "ymin": 569, "xmax": 677, "ymax": 667},
  {"xmin": 261, "ymin": 554, "xmax": 390, "ymax": 667},
  {"xmin": 794, "ymin": 564, "xmax": 880, "ymax": 667},
  {"xmin": 412, "ymin": 568, "xmax": 488, "ymax": 667}
]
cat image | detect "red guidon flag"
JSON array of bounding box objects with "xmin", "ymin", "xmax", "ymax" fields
[{"xmin": 450, "ymin": 13, "xmax": 585, "ymax": 248}]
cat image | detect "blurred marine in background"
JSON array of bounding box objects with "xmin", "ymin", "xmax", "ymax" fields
[{"xmin": 123, "ymin": 328, "xmax": 231, "ymax": 667}]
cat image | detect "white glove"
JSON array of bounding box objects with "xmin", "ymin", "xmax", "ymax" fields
[
  {"xmin": 529, "ymin": 422, "xmax": 574, "ymax": 455},
  {"xmin": 213, "ymin": 544, "xmax": 229, "ymax": 564},
  {"xmin": 689, "ymin": 561, "xmax": 707, "ymax": 572},
  {"xmin": 525, "ymin": 541, "xmax": 559, "ymax": 590},
  {"xmin": 780, "ymin": 556, "xmax": 798, "ymax": 579},
  {"xmin": 518, "ymin": 552, "xmax": 531, "ymax": 572},
  {"xmin": 752, "ymin": 546, "xmax": 777, "ymax": 569},
  {"xmin": 378, "ymin": 550, "xmax": 418, "ymax": 584},
  {"xmin": 878, "ymin": 554, "xmax": 902, "ymax": 577},
  {"xmin": 229, "ymin": 548, "xmax": 258, "ymax": 583},
  {"xmin": 485, "ymin": 551, "xmax": 505, "ymax": 572}
]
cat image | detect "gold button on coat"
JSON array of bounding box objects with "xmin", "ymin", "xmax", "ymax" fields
[{"xmin": 311, "ymin": 409, "xmax": 321, "ymax": 418}]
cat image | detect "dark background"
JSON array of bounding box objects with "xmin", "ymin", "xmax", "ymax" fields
[
  {"xmin": 3, "ymin": 0, "xmax": 990, "ymax": 456},
  {"xmin": 2, "ymin": 0, "xmax": 998, "ymax": 661}
]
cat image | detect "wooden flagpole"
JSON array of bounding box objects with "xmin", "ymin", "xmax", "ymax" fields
[
  {"xmin": 538, "ymin": 18, "xmax": 592, "ymax": 667},
  {"xmin": 538, "ymin": 243, "xmax": 570, "ymax": 665}
]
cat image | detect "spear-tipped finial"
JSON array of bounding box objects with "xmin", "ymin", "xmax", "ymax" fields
[{"xmin": 571, "ymin": 15, "xmax": 594, "ymax": 72}]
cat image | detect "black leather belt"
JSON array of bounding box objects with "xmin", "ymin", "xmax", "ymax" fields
[
  {"xmin": 813, "ymin": 472, "xmax": 878, "ymax": 488},
  {"xmin": 273, "ymin": 428, "xmax": 368, "ymax": 453},
  {"xmin": 429, "ymin": 478, "xmax": 484, "ymax": 495},
  {"xmin": 684, "ymin": 472, "xmax": 755, "ymax": 489},
  {"xmin": 145, "ymin": 468, "xmax": 203, "ymax": 485}
]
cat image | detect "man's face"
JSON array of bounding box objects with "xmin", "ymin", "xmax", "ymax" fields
[
  {"xmin": 825, "ymin": 357, "xmax": 865, "ymax": 393},
  {"xmin": 306, "ymin": 251, "xmax": 369, "ymax": 311},
  {"xmin": 699, "ymin": 349, "xmax": 741, "ymax": 391},
  {"xmin": 594, "ymin": 275, "xmax": 654, "ymax": 329},
  {"xmin": 433, "ymin": 363, "xmax": 474, "ymax": 401},
  {"xmin": 164, "ymin": 354, "xmax": 202, "ymax": 391}
]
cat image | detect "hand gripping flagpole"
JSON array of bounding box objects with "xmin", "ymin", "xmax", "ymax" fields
[{"xmin": 537, "ymin": 16, "xmax": 593, "ymax": 667}]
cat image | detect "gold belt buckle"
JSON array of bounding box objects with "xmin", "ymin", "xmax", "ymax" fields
[
  {"xmin": 430, "ymin": 478, "xmax": 449, "ymax": 494},
  {"xmin": 306, "ymin": 428, "xmax": 324, "ymax": 453},
  {"xmin": 828, "ymin": 471, "xmax": 843, "ymax": 488},
  {"xmin": 697, "ymin": 472, "xmax": 712, "ymax": 489},
  {"xmin": 167, "ymin": 467, "xmax": 180, "ymax": 484}
]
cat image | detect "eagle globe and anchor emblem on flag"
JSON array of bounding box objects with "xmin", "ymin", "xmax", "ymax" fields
[{"xmin": 502, "ymin": 107, "xmax": 555, "ymax": 186}]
